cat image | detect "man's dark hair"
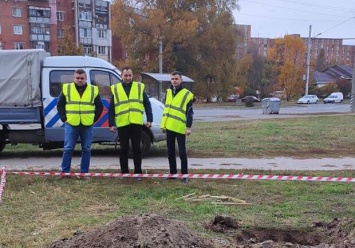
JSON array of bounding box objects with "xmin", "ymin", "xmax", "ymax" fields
[
  {"xmin": 75, "ymin": 68, "xmax": 86, "ymax": 75},
  {"xmin": 171, "ymin": 71, "xmax": 182, "ymax": 77},
  {"xmin": 121, "ymin": 66, "xmax": 132, "ymax": 72}
]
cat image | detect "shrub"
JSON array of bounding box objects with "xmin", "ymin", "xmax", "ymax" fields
[{"xmin": 244, "ymin": 96, "xmax": 255, "ymax": 107}]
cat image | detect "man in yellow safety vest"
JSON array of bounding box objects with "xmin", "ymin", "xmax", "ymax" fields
[
  {"xmin": 57, "ymin": 69, "xmax": 103, "ymax": 177},
  {"xmin": 160, "ymin": 71, "xmax": 194, "ymax": 183},
  {"xmin": 109, "ymin": 67, "xmax": 153, "ymax": 178}
]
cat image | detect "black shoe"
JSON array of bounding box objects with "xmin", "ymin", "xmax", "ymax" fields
[{"xmin": 181, "ymin": 178, "xmax": 188, "ymax": 184}]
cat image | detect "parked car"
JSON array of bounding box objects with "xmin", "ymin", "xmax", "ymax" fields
[
  {"xmin": 241, "ymin": 96, "xmax": 260, "ymax": 102},
  {"xmin": 297, "ymin": 95, "xmax": 319, "ymax": 104},
  {"xmin": 226, "ymin": 94, "xmax": 238, "ymax": 102},
  {"xmin": 323, "ymin": 92, "xmax": 344, "ymax": 103}
]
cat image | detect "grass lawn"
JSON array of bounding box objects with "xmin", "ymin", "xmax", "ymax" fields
[{"xmin": 0, "ymin": 115, "xmax": 354, "ymax": 247}]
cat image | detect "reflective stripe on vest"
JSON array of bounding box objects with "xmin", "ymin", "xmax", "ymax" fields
[
  {"xmin": 110, "ymin": 81, "xmax": 144, "ymax": 127},
  {"xmin": 160, "ymin": 88, "xmax": 193, "ymax": 134},
  {"xmin": 63, "ymin": 83, "xmax": 98, "ymax": 126}
]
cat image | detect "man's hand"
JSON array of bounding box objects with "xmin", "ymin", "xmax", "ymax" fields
[
  {"xmin": 186, "ymin": 128, "xmax": 191, "ymax": 136},
  {"xmin": 145, "ymin": 122, "xmax": 152, "ymax": 128},
  {"xmin": 110, "ymin": 126, "xmax": 117, "ymax": 133}
]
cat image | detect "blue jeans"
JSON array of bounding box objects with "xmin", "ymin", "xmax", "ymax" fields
[{"xmin": 60, "ymin": 123, "xmax": 93, "ymax": 173}]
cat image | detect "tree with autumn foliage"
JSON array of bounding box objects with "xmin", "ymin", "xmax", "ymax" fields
[
  {"xmin": 58, "ymin": 25, "xmax": 83, "ymax": 56},
  {"xmin": 267, "ymin": 35, "xmax": 306, "ymax": 100},
  {"xmin": 111, "ymin": 0, "xmax": 239, "ymax": 101}
]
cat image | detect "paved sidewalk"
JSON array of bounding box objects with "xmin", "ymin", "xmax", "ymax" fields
[{"xmin": 2, "ymin": 156, "xmax": 355, "ymax": 171}]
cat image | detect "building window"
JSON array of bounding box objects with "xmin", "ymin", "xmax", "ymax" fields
[
  {"xmin": 97, "ymin": 46, "xmax": 106, "ymax": 55},
  {"xmin": 0, "ymin": 24, "xmax": 2, "ymax": 35},
  {"xmin": 28, "ymin": 7, "xmax": 51, "ymax": 18},
  {"xmin": 79, "ymin": 11, "xmax": 92, "ymax": 21},
  {"xmin": 80, "ymin": 28, "xmax": 92, "ymax": 38},
  {"xmin": 30, "ymin": 23, "xmax": 50, "ymax": 34},
  {"xmin": 98, "ymin": 30, "xmax": 107, "ymax": 39},
  {"xmin": 13, "ymin": 25, "xmax": 23, "ymax": 35},
  {"xmin": 56, "ymin": 11, "xmax": 64, "ymax": 21},
  {"xmin": 83, "ymin": 45, "xmax": 92, "ymax": 55},
  {"xmin": 57, "ymin": 29, "xmax": 64, "ymax": 38},
  {"xmin": 12, "ymin": 8, "xmax": 22, "ymax": 17},
  {"xmin": 14, "ymin": 42, "xmax": 24, "ymax": 49}
]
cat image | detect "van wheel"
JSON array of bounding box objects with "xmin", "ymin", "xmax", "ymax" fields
[{"xmin": 128, "ymin": 131, "xmax": 152, "ymax": 158}]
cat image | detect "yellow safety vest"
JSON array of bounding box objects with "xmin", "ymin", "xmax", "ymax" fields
[
  {"xmin": 63, "ymin": 83, "xmax": 98, "ymax": 126},
  {"xmin": 110, "ymin": 81, "xmax": 145, "ymax": 127},
  {"xmin": 161, "ymin": 88, "xmax": 193, "ymax": 134}
]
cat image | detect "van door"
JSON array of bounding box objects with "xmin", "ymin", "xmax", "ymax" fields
[
  {"xmin": 43, "ymin": 69, "xmax": 121, "ymax": 142},
  {"xmin": 88, "ymin": 69, "xmax": 122, "ymax": 141}
]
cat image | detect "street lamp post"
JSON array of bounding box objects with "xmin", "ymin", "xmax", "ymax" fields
[
  {"xmin": 305, "ymin": 25, "xmax": 312, "ymax": 96},
  {"xmin": 158, "ymin": 36, "xmax": 163, "ymax": 101}
]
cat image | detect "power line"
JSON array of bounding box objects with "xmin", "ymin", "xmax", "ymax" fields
[{"xmin": 315, "ymin": 16, "xmax": 355, "ymax": 37}]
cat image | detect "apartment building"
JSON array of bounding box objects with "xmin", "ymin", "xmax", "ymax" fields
[
  {"xmin": 236, "ymin": 25, "xmax": 355, "ymax": 67},
  {"xmin": 304, "ymin": 37, "xmax": 355, "ymax": 67},
  {"xmin": 0, "ymin": 0, "xmax": 113, "ymax": 61},
  {"xmin": 0, "ymin": 0, "xmax": 57, "ymax": 54}
]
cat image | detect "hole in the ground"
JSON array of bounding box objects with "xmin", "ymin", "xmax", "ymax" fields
[
  {"xmin": 207, "ymin": 216, "xmax": 355, "ymax": 247},
  {"xmin": 239, "ymin": 229, "xmax": 322, "ymax": 246}
]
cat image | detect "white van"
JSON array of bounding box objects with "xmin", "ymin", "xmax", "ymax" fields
[
  {"xmin": 323, "ymin": 92, "xmax": 343, "ymax": 104},
  {"xmin": 0, "ymin": 49, "xmax": 165, "ymax": 156}
]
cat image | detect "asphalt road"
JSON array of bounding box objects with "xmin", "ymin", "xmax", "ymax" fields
[
  {"xmin": 2, "ymin": 103, "xmax": 354, "ymax": 172},
  {"xmin": 194, "ymin": 103, "xmax": 352, "ymax": 122}
]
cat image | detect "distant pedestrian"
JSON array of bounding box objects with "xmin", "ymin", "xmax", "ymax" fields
[
  {"xmin": 108, "ymin": 67, "xmax": 153, "ymax": 178},
  {"xmin": 161, "ymin": 71, "xmax": 194, "ymax": 183},
  {"xmin": 57, "ymin": 69, "xmax": 103, "ymax": 177}
]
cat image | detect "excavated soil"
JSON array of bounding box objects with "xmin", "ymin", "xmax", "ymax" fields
[{"xmin": 48, "ymin": 215, "xmax": 355, "ymax": 248}]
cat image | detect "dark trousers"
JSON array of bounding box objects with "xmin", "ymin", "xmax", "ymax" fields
[
  {"xmin": 117, "ymin": 124, "xmax": 142, "ymax": 174},
  {"xmin": 166, "ymin": 130, "xmax": 188, "ymax": 174}
]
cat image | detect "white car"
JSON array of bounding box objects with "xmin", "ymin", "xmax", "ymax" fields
[
  {"xmin": 297, "ymin": 95, "xmax": 319, "ymax": 104},
  {"xmin": 323, "ymin": 92, "xmax": 344, "ymax": 104}
]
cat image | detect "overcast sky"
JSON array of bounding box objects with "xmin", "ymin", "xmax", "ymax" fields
[{"xmin": 233, "ymin": 0, "xmax": 355, "ymax": 45}]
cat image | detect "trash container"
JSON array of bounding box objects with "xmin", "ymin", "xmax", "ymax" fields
[{"xmin": 261, "ymin": 97, "xmax": 281, "ymax": 114}]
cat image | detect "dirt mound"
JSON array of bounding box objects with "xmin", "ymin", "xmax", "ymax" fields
[
  {"xmin": 206, "ymin": 216, "xmax": 355, "ymax": 247},
  {"xmin": 47, "ymin": 215, "xmax": 355, "ymax": 248},
  {"xmin": 48, "ymin": 214, "xmax": 214, "ymax": 248}
]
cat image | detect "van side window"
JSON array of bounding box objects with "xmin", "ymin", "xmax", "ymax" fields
[
  {"xmin": 90, "ymin": 70, "xmax": 121, "ymax": 99},
  {"xmin": 49, "ymin": 70, "xmax": 75, "ymax": 97}
]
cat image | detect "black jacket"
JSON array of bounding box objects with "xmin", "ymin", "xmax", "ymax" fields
[{"xmin": 108, "ymin": 82, "xmax": 153, "ymax": 127}]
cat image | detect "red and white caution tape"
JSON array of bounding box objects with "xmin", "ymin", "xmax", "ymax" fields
[
  {"xmin": 6, "ymin": 171, "xmax": 355, "ymax": 183},
  {"xmin": 0, "ymin": 167, "xmax": 6, "ymax": 205}
]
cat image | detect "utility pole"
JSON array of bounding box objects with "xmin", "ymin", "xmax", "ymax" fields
[
  {"xmin": 158, "ymin": 36, "xmax": 163, "ymax": 101},
  {"xmin": 305, "ymin": 25, "xmax": 312, "ymax": 96},
  {"xmin": 351, "ymin": 55, "xmax": 355, "ymax": 112}
]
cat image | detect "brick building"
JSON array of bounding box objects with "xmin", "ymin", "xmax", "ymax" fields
[
  {"xmin": 0, "ymin": 0, "xmax": 116, "ymax": 62},
  {"xmin": 236, "ymin": 24, "xmax": 355, "ymax": 67}
]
